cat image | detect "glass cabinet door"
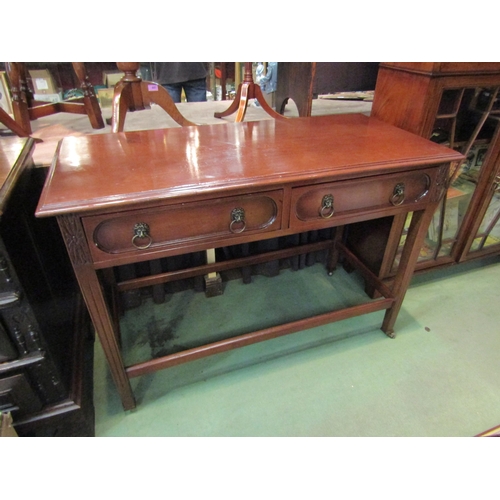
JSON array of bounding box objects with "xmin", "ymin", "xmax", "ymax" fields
[
  {"xmin": 468, "ymin": 171, "xmax": 500, "ymax": 252},
  {"xmin": 391, "ymin": 85, "xmax": 500, "ymax": 272}
]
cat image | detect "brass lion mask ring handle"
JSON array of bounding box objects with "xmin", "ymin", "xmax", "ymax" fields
[
  {"xmin": 319, "ymin": 194, "xmax": 334, "ymax": 219},
  {"xmin": 229, "ymin": 207, "xmax": 246, "ymax": 234},
  {"xmin": 132, "ymin": 222, "xmax": 153, "ymax": 249},
  {"xmin": 390, "ymin": 183, "xmax": 405, "ymax": 206}
]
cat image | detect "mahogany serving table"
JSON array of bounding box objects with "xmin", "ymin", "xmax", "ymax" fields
[{"xmin": 35, "ymin": 114, "xmax": 463, "ymax": 411}]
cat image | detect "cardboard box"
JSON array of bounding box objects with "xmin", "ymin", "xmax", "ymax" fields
[
  {"xmin": 97, "ymin": 87, "xmax": 114, "ymax": 108},
  {"xmin": 1, "ymin": 412, "xmax": 18, "ymax": 437},
  {"xmin": 29, "ymin": 69, "xmax": 58, "ymax": 95},
  {"xmin": 33, "ymin": 92, "xmax": 63, "ymax": 103},
  {"xmin": 103, "ymin": 71, "xmax": 124, "ymax": 87}
]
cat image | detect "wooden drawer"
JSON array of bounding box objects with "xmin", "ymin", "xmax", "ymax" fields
[
  {"xmin": 84, "ymin": 190, "xmax": 283, "ymax": 261},
  {"xmin": 290, "ymin": 167, "xmax": 438, "ymax": 230}
]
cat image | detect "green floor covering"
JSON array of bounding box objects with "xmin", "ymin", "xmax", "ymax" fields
[{"xmin": 93, "ymin": 255, "xmax": 500, "ymax": 437}]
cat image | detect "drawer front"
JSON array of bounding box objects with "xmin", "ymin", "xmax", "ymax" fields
[
  {"xmin": 291, "ymin": 168, "xmax": 437, "ymax": 230},
  {"xmin": 84, "ymin": 190, "xmax": 283, "ymax": 258}
]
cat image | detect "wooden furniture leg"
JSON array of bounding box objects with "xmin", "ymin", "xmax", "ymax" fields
[
  {"xmin": 111, "ymin": 62, "xmax": 196, "ymax": 132},
  {"xmin": 327, "ymin": 226, "xmax": 344, "ymax": 274},
  {"xmin": 57, "ymin": 214, "xmax": 136, "ymax": 411},
  {"xmin": 71, "ymin": 62, "xmax": 105, "ymax": 129},
  {"xmin": 0, "ymin": 107, "xmax": 30, "ymax": 137},
  {"xmin": 381, "ymin": 204, "xmax": 438, "ymax": 336},
  {"xmin": 111, "ymin": 81, "xmax": 132, "ymax": 132},
  {"xmin": 5, "ymin": 62, "xmax": 32, "ymax": 134},
  {"xmin": 214, "ymin": 62, "xmax": 287, "ymax": 122}
]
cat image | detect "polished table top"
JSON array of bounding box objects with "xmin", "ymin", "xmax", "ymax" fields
[{"xmin": 36, "ymin": 114, "xmax": 463, "ymax": 218}]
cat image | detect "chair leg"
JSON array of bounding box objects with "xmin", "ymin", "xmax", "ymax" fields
[{"xmin": 71, "ymin": 62, "xmax": 105, "ymax": 129}]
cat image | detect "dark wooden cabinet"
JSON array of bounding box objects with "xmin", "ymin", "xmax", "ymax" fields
[
  {"xmin": 347, "ymin": 62, "xmax": 500, "ymax": 280},
  {"xmin": 0, "ymin": 138, "xmax": 94, "ymax": 436},
  {"xmin": 275, "ymin": 62, "xmax": 379, "ymax": 117}
]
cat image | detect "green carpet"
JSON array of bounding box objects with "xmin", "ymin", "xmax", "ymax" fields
[{"xmin": 93, "ymin": 255, "xmax": 500, "ymax": 437}]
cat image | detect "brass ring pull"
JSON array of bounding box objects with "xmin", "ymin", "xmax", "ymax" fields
[
  {"xmin": 132, "ymin": 222, "xmax": 153, "ymax": 249},
  {"xmin": 229, "ymin": 207, "xmax": 246, "ymax": 234},
  {"xmin": 319, "ymin": 194, "xmax": 334, "ymax": 219},
  {"xmin": 390, "ymin": 183, "xmax": 405, "ymax": 206},
  {"xmin": 415, "ymin": 174, "xmax": 431, "ymax": 202}
]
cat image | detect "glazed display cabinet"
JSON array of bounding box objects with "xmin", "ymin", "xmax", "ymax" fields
[{"xmin": 347, "ymin": 63, "xmax": 500, "ymax": 279}]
